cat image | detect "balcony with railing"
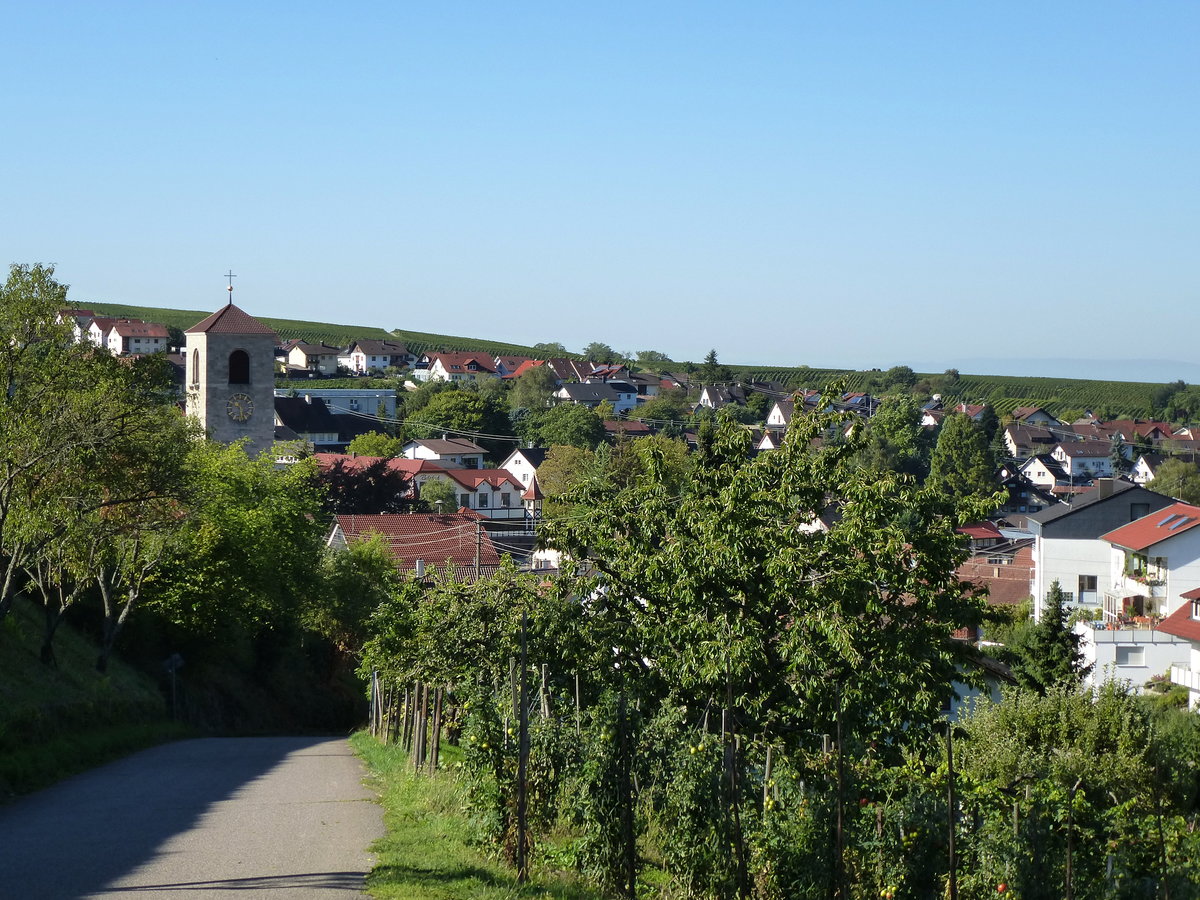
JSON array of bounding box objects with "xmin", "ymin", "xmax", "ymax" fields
[{"xmin": 1170, "ymin": 665, "xmax": 1200, "ymax": 693}]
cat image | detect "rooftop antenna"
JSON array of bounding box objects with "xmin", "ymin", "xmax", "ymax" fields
[{"xmin": 224, "ymin": 269, "xmax": 237, "ymax": 304}]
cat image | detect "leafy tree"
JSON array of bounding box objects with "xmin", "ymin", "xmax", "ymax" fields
[
  {"xmin": 635, "ymin": 349, "xmax": 671, "ymax": 369},
  {"xmin": 881, "ymin": 365, "xmax": 917, "ymax": 392},
  {"xmin": 860, "ymin": 393, "xmax": 930, "ymax": 479},
  {"xmin": 1151, "ymin": 379, "xmax": 1187, "ymax": 415},
  {"xmin": 582, "ymin": 341, "xmax": 616, "ymax": 363},
  {"xmin": 313, "ymin": 533, "xmax": 403, "ymax": 655},
  {"xmin": 417, "ymin": 477, "xmax": 459, "ymax": 512},
  {"xmin": 347, "ymin": 430, "xmax": 405, "ymax": 458},
  {"xmin": 1149, "ymin": 457, "xmax": 1200, "ymax": 503},
  {"xmin": 1013, "ymin": 580, "xmax": 1091, "ymax": 693},
  {"xmin": 405, "ymin": 390, "xmax": 514, "ymax": 459},
  {"xmin": 533, "ymin": 341, "xmax": 568, "ymax": 355},
  {"xmin": 317, "ymin": 457, "xmax": 415, "ymax": 514},
  {"xmin": 542, "ymin": 413, "xmax": 993, "ymax": 750},
  {"xmin": 631, "ymin": 389, "xmax": 691, "ymax": 423},
  {"xmin": 508, "ymin": 364, "xmax": 557, "ymax": 411},
  {"xmin": 744, "ymin": 390, "xmax": 770, "ymax": 420},
  {"xmin": 536, "ymin": 403, "xmax": 606, "ymax": 450},
  {"xmin": 928, "ymin": 413, "xmax": 998, "ymax": 506},
  {"xmin": 147, "ymin": 443, "xmax": 326, "ymax": 637},
  {"xmin": 1108, "ymin": 437, "xmax": 1130, "ymax": 476},
  {"xmin": 535, "ymin": 445, "xmax": 596, "ymax": 518}
]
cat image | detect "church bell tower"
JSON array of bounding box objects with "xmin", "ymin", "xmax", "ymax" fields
[{"xmin": 184, "ymin": 282, "xmax": 277, "ymax": 455}]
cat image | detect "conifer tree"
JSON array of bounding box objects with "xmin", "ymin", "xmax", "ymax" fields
[{"xmin": 1014, "ymin": 580, "xmax": 1092, "ymax": 693}]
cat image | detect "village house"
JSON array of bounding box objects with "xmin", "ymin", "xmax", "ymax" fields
[
  {"xmin": 499, "ymin": 446, "xmax": 548, "ymax": 491},
  {"xmin": 345, "ymin": 339, "xmax": 414, "ymax": 373},
  {"xmin": 104, "ymin": 319, "xmax": 171, "ymax": 355},
  {"xmin": 1070, "ymin": 503, "xmax": 1200, "ymax": 693},
  {"xmin": 1051, "ymin": 440, "xmax": 1119, "ymax": 481},
  {"xmin": 1010, "ymin": 406, "xmax": 1062, "ymax": 428},
  {"xmin": 1027, "ymin": 480, "xmax": 1174, "ymax": 622},
  {"xmin": 282, "ymin": 340, "xmax": 342, "ymax": 375},
  {"xmin": 1002, "ymin": 424, "xmax": 1061, "ymax": 460},
  {"xmin": 402, "ymin": 437, "xmax": 486, "ymax": 469},
  {"xmin": 412, "ymin": 351, "xmax": 498, "ymax": 382}
]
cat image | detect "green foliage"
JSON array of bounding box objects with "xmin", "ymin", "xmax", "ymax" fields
[
  {"xmin": 535, "ymin": 445, "xmax": 597, "ymax": 518},
  {"xmin": 1148, "ymin": 457, "xmax": 1200, "ymax": 503},
  {"xmin": 404, "ymin": 390, "xmax": 515, "ymax": 459},
  {"xmin": 582, "ymin": 342, "xmax": 617, "ymax": 363},
  {"xmin": 416, "ymin": 477, "xmax": 459, "ymax": 512},
  {"xmin": 347, "ymin": 430, "xmax": 406, "ymax": 458},
  {"xmin": 697, "ymin": 349, "xmax": 732, "ymax": 384},
  {"xmin": 861, "ymin": 394, "xmax": 931, "ymax": 479},
  {"xmin": 536, "ymin": 404, "xmax": 607, "ymax": 451},
  {"xmin": 928, "ymin": 414, "xmax": 998, "ymax": 506},
  {"xmin": 1013, "ymin": 581, "xmax": 1091, "ymax": 694},
  {"xmin": 148, "ymin": 443, "xmax": 326, "ymax": 635},
  {"xmin": 509, "ymin": 364, "xmax": 558, "ymax": 412}
]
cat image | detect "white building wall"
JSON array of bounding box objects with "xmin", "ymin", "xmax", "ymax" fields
[
  {"xmin": 1079, "ymin": 622, "xmax": 1190, "ymax": 691},
  {"xmin": 1033, "ymin": 535, "xmax": 1110, "ymax": 620}
]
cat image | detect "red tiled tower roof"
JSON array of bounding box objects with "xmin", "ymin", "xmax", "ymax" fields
[{"xmin": 185, "ymin": 303, "xmax": 277, "ymax": 336}]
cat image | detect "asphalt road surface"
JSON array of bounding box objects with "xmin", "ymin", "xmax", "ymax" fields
[{"xmin": 0, "ymin": 736, "xmax": 383, "ymax": 899}]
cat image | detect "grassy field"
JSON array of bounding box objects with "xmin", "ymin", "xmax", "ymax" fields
[
  {"xmin": 350, "ymin": 733, "xmax": 612, "ymax": 900},
  {"xmin": 0, "ymin": 595, "xmax": 187, "ymax": 798}
]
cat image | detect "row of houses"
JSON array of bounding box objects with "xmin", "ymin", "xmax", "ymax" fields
[{"xmin": 58, "ymin": 309, "xmax": 171, "ymax": 356}]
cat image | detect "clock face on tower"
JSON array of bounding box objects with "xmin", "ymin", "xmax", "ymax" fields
[{"xmin": 226, "ymin": 392, "xmax": 254, "ymax": 422}]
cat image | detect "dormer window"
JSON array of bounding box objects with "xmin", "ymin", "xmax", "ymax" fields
[{"xmin": 1192, "ymin": 600, "xmax": 1200, "ymax": 620}]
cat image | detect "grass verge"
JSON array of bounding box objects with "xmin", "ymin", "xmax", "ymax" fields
[
  {"xmin": 0, "ymin": 720, "xmax": 193, "ymax": 799},
  {"xmin": 350, "ymin": 732, "xmax": 612, "ymax": 900}
]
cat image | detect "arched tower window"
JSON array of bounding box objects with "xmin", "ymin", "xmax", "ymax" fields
[
  {"xmin": 228, "ymin": 349, "xmax": 250, "ymax": 385},
  {"xmin": 191, "ymin": 349, "xmax": 200, "ymax": 386}
]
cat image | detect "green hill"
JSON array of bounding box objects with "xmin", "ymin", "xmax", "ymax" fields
[{"xmin": 88, "ymin": 303, "xmax": 1162, "ymax": 419}]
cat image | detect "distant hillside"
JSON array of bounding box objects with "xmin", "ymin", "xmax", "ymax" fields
[
  {"xmin": 88, "ymin": 303, "xmax": 1163, "ymax": 419},
  {"xmin": 736, "ymin": 365, "xmax": 1160, "ymax": 419},
  {"xmin": 88, "ymin": 303, "xmax": 569, "ymax": 358},
  {"xmin": 88, "ymin": 303, "xmax": 394, "ymax": 345}
]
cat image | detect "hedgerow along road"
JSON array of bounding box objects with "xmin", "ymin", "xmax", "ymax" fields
[{"xmin": 0, "ymin": 736, "xmax": 383, "ymax": 898}]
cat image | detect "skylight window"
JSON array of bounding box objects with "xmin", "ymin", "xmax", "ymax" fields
[
  {"xmin": 1158, "ymin": 513, "xmax": 1180, "ymax": 527},
  {"xmin": 1168, "ymin": 517, "xmax": 1194, "ymax": 531}
]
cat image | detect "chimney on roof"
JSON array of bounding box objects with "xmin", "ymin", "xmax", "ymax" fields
[{"xmin": 1096, "ymin": 478, "xmax": 1114, "ymax": 499}]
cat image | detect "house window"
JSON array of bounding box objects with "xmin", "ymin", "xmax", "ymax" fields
[
  {"xmin": 228, "ymin": 350, "xmax": 250, "ymax": 384},
  {"xmin": 1131, "ymin": 503, "xmax": 1150, "ymax": 521},
  {"xmin": 1115, "ymin": 646, "xmax": 1145, "ymax": 667},
  {"xmin": 460, "ymin": 493, "xmax": 470, "ymax": 508},
  {"xmin": 478, "ymin": 492, "xmax": 489, "ymax": 508},
  {"xmin": 191, "ymin": 349, "xmax": 200, "ymax": 386},
  {"xmin": 1191, "ymin": 600, "xmax": 1200, "ymax": 620},
  {"xmin": 1079, "ymin": 575, "xmax": 1097, "ymax": 596},
  {"xmin": 501, "ymin": 493, "xmax": 511, "ymax": 507}
]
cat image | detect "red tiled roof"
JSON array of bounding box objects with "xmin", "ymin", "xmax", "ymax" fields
[
  {"xmin": 956, "ymin": 545, "xmax": 1034, "ymax": 607},
  {"xmin": 1182, "ymin": 587, "xmax": 1200, "ymax": 600},
  {"xmin": 186, "ymin": 303, "xmax": 277, "ymax": 336},
  {"xmin": 332, "ymin": 513, "xmax": 500, "ymax": 572},
  {"xmin": 1155, "ymin": 602, "xmax": 1200, "ymax": 642},
  {"xmin": 111, "ymin": 320, "xmax": 170, "ymax": 338},
  {"xmin": 958, "ymin": 522, "xmax": 1003, "ymax": 540},
  {"xmin": 427, "ymin": 352, "xmax": 496, "ymax": 374},
  {"xmin": 1101, "ymin": 502, "xmax": 1200, "ymax": 551}
]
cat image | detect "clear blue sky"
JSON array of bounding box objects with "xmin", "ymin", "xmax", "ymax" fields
[{"xmin": 4, "ymin": 2, "xmax": 1198, "ymax": 378}]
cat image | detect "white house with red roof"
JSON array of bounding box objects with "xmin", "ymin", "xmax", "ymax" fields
[
  {"xmin": 346, "ymin": 339, "xmax": 414, "ymax": 373},
  {"xmin": 105, "ymin": 319, "xmax": 170, "ymax": 355},
  {"xmin": 1071, "ymin": 502, "xmax": 1200, "ymax": 692},
  {"xmin": 413, "ymin": 352, "xmax": 498, "ymax": 383}
]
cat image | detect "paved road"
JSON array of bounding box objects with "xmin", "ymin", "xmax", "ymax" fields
[{"xmin": 0, "ymin": 736, "xmax": 383, "ymax": 899}]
